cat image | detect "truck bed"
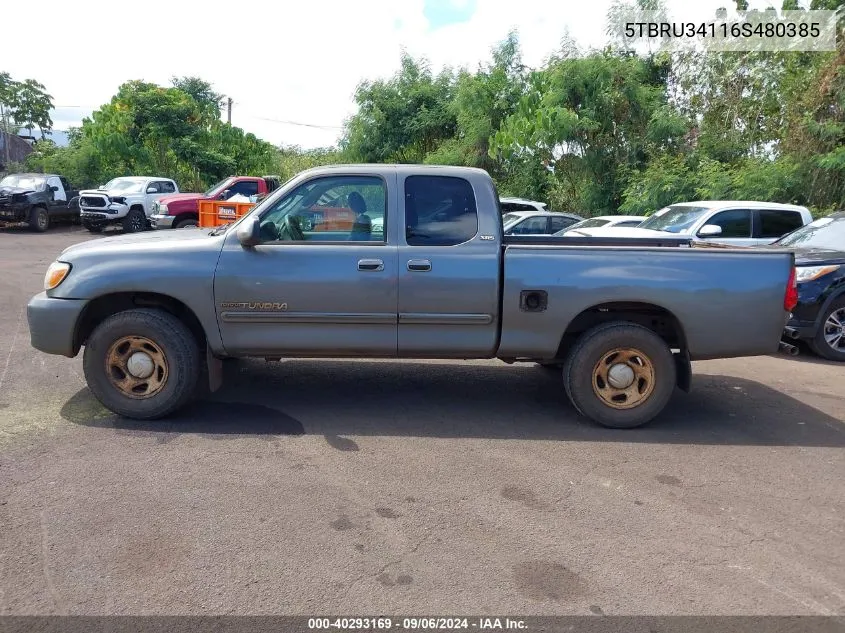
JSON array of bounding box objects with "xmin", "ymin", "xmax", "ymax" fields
[
  {"xmin": 503, "ymin": 234, "xmax": 694, "ymax": 248},
  {"xmin": 498, "ymin": 240, "xmax": 794, "ymax": 361}
]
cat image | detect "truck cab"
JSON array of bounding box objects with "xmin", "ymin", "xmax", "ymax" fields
[{"xmin": 151, "ymin": 175, "xmax": 281, "ymax": 230}]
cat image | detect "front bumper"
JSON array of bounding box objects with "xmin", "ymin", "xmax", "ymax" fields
[
  {"xmin": 0, "ymin": 205, "xmax": 29, "ymax": 221},
  {"xmin": 26, "ymin": 292, "xmax": 88, "ymax": 357},
  {"xmin": 79, "ymin": 211, "xmax": 116, "ymax": 224},
  {"xmin": 80, "ymin": 203, "xmax": 128, "ymax": 223},
  {"xmin": 151, "ymin": 213, "xmax": 175, "ymax": 229}
]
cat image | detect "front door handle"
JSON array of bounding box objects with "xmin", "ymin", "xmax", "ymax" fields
[
  {"xmin": 407, "ymin": 259, "xmax": 432, "ymax": 272},
  {"xmin": 358, "ymin": 259, "xmax": 384, "ymax": 272}
]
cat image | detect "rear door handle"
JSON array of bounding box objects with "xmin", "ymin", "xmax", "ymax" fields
[
  {"xmin": 407, "ymin": 259, "xmax": 432, "ymax": 272},
  {"xmin": 358, "ymin": 259, "xmax": 384, "ymax": 272}
]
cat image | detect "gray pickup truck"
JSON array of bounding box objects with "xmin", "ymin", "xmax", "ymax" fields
[{"xmin": 27, "ymin": 165, "xmax": 798, "ymax": 429}]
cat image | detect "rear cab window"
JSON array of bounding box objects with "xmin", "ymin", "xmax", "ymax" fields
[
  {"xmin": 550, "ymin": 215, "xmax": 577, "ymax": 232},
  {"xmin": 757, "ymin": 209, "xmax": 804, "ymax": 238},
  {"xmin": 405, "ymin": 176, "xmax": 478, "ymax": 246}
]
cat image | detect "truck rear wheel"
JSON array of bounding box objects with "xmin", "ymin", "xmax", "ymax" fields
[
  {"xmin": 29, "ymin": 206, "xmax": 49, "ymax": 232},
  {"xmin": 563, "ymin": 322, "xmax": 676, "ymax": 429},
  {"xmin": 82, "ymin": 308, "xmax": 201, "ymax": 419}
]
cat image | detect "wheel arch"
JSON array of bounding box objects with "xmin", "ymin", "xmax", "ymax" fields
[
  {"xmin": 555, "ymin": 301, "xmax": 691, "ymax": 391},
  {"xmin": 813, "ymin": 286, "xmax": 845, "ymax": 329},
  {"xmin": 73, "ymin": 291, "xmax": 207, "ymax": 355}
]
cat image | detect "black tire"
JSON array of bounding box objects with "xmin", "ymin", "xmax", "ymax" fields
[
  {"xmin": 82, "ymin": 308, "xmax": 201, "ymax": 420},
  {"xmin": 123, "ymin": 208, "xmax": 146, "ymax": 232},
  {"xmin": 29, "ymin": 206, "xmax": 49, "ymax": 232},
  {"xmin": 808, "ymin": 298, "xmax": 845, "ymax": 362},
  {"xmin": 562, "ymin": 322, "xmax": 676, "ymax": 429},
  {"xmin": 173, "ymin": 217, "xmax": 198, "ymax": 229},
  {"xmin": 82, "ymin": 221, "xmax": 103, "ymax": 233}
]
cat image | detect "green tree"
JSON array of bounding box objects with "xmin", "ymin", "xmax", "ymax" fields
[
  {"xmin": 171, "ymin": 76, "xmax": 224, "ymax": 124},
  {"xmin": 491, "ymin": 50, "xmax": 680, "ymax": 213},
  {"xmin": 341, "ymin": 53, "xmax": 456, "ymax": 163},
  {"xmin": 12, "ymin": 79, "xmax": 53, "ymax": 139},
  {"xmin": 0, "ymin": 72, "xmax": 20, "ymax": 136}
]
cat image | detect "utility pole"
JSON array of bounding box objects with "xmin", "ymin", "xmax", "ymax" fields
[
  {"xmin": 226, "ymin": 97, "xmax": 232, "ymax": 125},
  {"xmin": 0, "ymin": 103, "xmax": 10, "ymax": 169}
]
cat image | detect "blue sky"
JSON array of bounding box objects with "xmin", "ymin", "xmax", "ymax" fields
[
  {"xmin": 5, "ymin": 0, "xmax": 796, "ymax": 150},
  {"xmin": 423, "ymin": 0, "xmax": 478, "ymax": 29}
]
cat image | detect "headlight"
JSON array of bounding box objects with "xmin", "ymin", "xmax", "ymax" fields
[
  {"xmin": 796, "ymin": 265, "xmax": 840, "ymax": 283},
  {"xmin": 158, "ymin": 203, "xmax": 168, "ymax": 214},
  {"xmin": 44, "ymin": 261, "xmax": 71, "ymax": 290}
]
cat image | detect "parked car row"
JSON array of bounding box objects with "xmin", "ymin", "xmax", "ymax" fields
[
  {"xmin": 557, "ymin": 201, "xmax": 813, "ymax": 247},
  {"xmin": 81, "ymin": 175, "xmax": 282, "ymax": 233},
  {"xmin": 0, "ymin": 172, "xmax": 282, "ymax": 233}
]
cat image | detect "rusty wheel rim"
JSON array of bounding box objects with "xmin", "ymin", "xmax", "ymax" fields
[
  {"xmin": 592, "ymin": 347, "xmax": 655, "ymax": 409},
  {"xmin": 105, "ymin": 335, "xmax": 168, "ymax": 399}
]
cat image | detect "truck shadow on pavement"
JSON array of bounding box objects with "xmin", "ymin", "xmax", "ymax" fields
[{"xmin": 61, "ymin": 359, "xmax": 845, "ymax": 447}]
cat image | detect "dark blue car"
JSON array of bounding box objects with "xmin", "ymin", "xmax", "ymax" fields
[{"xmin": 776, "ymin": 212, "xmax": 845, "ymax": 361}]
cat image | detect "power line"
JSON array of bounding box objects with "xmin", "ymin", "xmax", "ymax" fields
[
  {"xmin": 51, "ymin": 105, "xmax": 345, "ymax": 132},
  {"xmin": 247, "ymin": 115, "xmax": 344, "ymax": 130}
]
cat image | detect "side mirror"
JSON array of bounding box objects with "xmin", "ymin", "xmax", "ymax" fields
[
  {"xmin": 698, "ymin": 224, "xmax": 723, "ymax": 237},
  {"xmin": 219, "ymin": 190, "xmax": 230, "ymax": 200},
  {"xmin": 237, "ymin": 216, "xmax": 262, "ymax": 247},
  {"xmin": 146, "ymin": 187, "xmax": 157, "ymax": 194}
]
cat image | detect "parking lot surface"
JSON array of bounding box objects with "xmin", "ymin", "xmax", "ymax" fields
[{"xmin": 1, "ymin": 225, "xmax": 843, "ymax": 616}]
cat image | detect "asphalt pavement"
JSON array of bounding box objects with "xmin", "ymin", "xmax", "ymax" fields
[{"xmin": 0, "ymin": 224, "xmax": 843, "ymax": 616}]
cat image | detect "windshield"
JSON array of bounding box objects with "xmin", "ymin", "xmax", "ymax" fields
[
  {"xmin": 103, "ymin": 178, "xmax": 146, "ymax": 194},
  {"xmin": 502, "ymin": 213, "xmax": 525, "ymax": 228},
  {"xmin": 569, "ymin": 218, "xmax": 610, "ymax": 230},
  {"xmin": 0, "ymin": 174, "xmax": 46, "ymax": 190},
  {"xmin": 776, "ymin": 216, "xmax": 845, "ymax": 250},
  {"xmin": 204, "ymin": 177, "xmax": 234, "ymax": 197},
  {"xmin": 638, "ymin": 205, "xmax": 710, "ymax": 233}
]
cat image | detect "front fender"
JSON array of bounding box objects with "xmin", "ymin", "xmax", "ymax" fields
[{"xmin": 50, "ymin": 245, "xmax": 226, "ymax": 354}]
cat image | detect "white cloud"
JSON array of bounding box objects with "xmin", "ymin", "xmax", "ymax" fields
[{"xmin": 4, "ymin": 0, "xmax": 785, "ymax": 150}]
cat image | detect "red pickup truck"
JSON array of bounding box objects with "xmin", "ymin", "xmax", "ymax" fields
[{"xmin": 150, "ymin": 175, "xmax": 281, "ymax": 229}]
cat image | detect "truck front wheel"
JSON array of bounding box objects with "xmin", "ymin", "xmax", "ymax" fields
[
  {"xmin": 123, "ymin": 208, "xmax": 146, "ymax": 232},
  {"xmin": 29, "ymin": 206, "xmax": 49, "ymax": 232},
  {"xmin": 563, "ymin": 322, "xmax": 676, "ymax": 429},
  {"xmin": 173, "ymin": 217, "xmax": 198, "ymax": 229},
  {"xmin": 82, "ymin": 308, "xmax": 201, "ymax": 419}
]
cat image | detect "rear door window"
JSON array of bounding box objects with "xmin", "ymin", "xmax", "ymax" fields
[
  {"xmin": 758, "ymin": 209, "xmax": 804, "ymax": 238},
  {"xmin": 405, "ymin": 176, "xmax": 478, "ymax": 246}
]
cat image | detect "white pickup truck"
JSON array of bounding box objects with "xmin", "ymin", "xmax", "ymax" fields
[{"xmin": 79, "ymin": 176, "xmax": 179, "ymax": 233}]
